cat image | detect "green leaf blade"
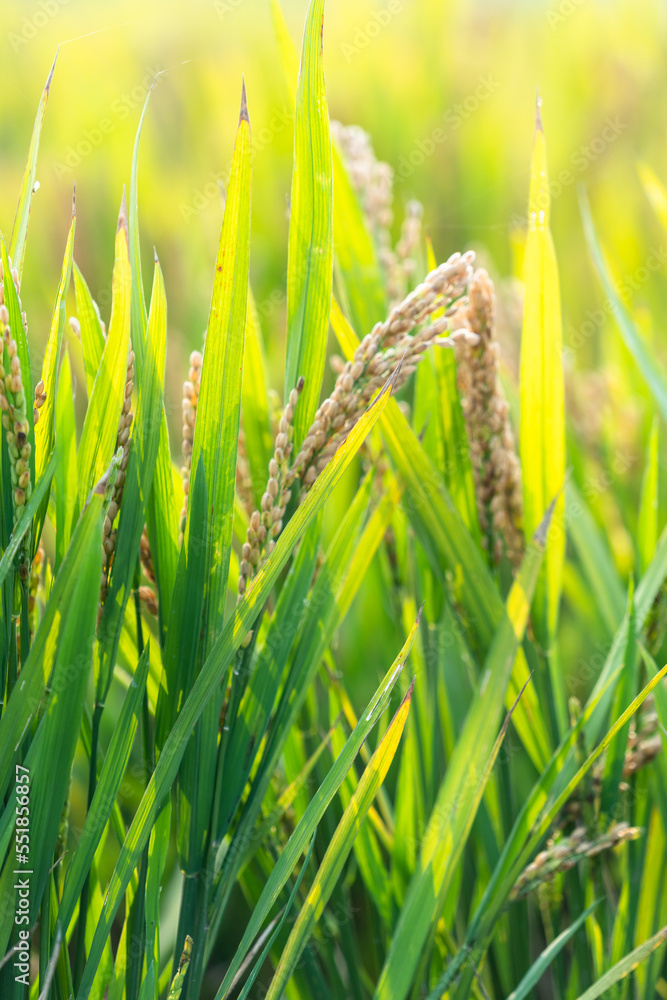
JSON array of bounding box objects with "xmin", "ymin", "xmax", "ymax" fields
[{"xmin": 285, "ymin": 0, "xmax": 334, "ymax": 447}]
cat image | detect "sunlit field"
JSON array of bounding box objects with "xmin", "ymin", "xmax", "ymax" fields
[{"xmin": 2, "ymin": 0, "xmax": 667, "ymax": 997}]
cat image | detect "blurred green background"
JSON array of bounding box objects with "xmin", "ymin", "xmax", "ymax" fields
[{"xmin": 2, "ymin": 0, "xmax": 666, "ymax": 699}]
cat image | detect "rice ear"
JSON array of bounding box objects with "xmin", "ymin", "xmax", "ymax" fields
[{"xmin": 454, "ymin": 267, "xmax": 524, "ymax": 568}]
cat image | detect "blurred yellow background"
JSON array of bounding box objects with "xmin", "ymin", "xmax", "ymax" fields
[{"xmin": 2, "ymin": 0, "xmax": 666, "ymax": 378}]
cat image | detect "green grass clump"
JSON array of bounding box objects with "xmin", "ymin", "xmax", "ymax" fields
[{"xmin": 2, "ymin": 2, "xmax": 667, "ymax": 999}]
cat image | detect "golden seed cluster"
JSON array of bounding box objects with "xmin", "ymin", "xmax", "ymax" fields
[
  {"xmin": 331, "ymin": 122, "xmax": 394, "ymax": 238},
  {"xmin": 139, "ymin": 526, "xmax": 159, "ymax": 617},
  {"xmin": 238, "ymin": 377, "xmax": 304, "ymax": 597},
  {"xmin": 0, "ymin": 305, "xmax": 33, "ymax": 580},
  {"xmin": 450, "ymin": 268, "xmax": 524, "ymax": 568},
  {"xmin": 331, "ymin": 121, "xmax": 424, "ymax": 306},
  {"xmin": 99, "ymin": 346, "xmax": 135, "ymax": 620},
  {"xmin": 33, "ymin": 379, "xmax": 46, "ymax": 426},
  {"xmin": 643, "ymin": 581, "xmax": 667, "ymax": 657},
  {"xmin": 140, "ymin": 526, "xmax": 155, "ymax": 585},
  {"xmin": 179, "ymin": 349, "xmax": 202, "ymax": 544},
  {"xmin": 622, "ymin": 707, "xmax": 663, "ymax": 777},
  {"xmin": 511, "ymin": 822, "xmax": 641, "ymax": 901},
  {"xmin": 236, "ymin": 251, "xmax": 476, "ymax": 604},
  {"xmin": 560, "ymin": 707, "xmax": 662, "ymax": 836},
  {"xmin": 28, "ymin": 542, "xmax": 44, "ymax": 636},
  {"xmin": 291, "ymin": 251, "xmax": 477, "ymax": 493},
  {"xmin": 236, "ymin": 426, "xmax": 255, "ymax": 518},
  {"xmin": 138, "ymin": 584, "xmax": 159, "ymax": 617},
  {"xmin": 388, "ymin": 199, "xmax": 424, "ymax": 305}
]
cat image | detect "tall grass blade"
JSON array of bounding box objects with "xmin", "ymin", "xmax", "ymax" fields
[
  {"xmin": 638, "ymin": 161, "xmax": 667, "ymax": 234},
  {"xmin": 374, "ymin": 504, "xmax": 553, "ymax": 1000},
  {"xmin": 425, "ymin": 234, "xmax": 479, "ymax": 539},
  {"xmin": 264, "ymin": 684, "xmax": 413, "ymax": 999},
  {"xmin": 9, "ymin": 55, "xmax": 56, "ymax": 278},
  {"xmin": 76, "ymin": 197, "xmax": 132, "ymax": 510},
  {"xmin": 0, "ymin": 453, "xmax": 54, "ymax": 590},
  {"xmin": 579, "ymin": 185, "xmax": 667, "ymax": 424},
  {"xmin": 270, "ymin": 0, "xmax": 299, "ymax": 104},
  {"xmin": 54, "ymin": 348, "xmax": 77, "ymax": 569},
  {"xmin": 566, "ymin": 480, "xmax": 625, "ymax": 634},
  {"xmin": 236, "ymin": 834, "xmax": 317, "ymax": 1000},
  {"xmin": 505, "ymin": 900, "xmax": 600, "ymax": 1000},
  {"xmin": 35, "ymin": 198, "xmax": 75, "ymax": 484},
  {"xmin": 214, "ymin": 477, "xmax": 372, "ymax": 840},
  {"xmin": 637, "ymin": 416, "xmax": 659, "ymax": 574},
  {"xmin": 573, "ymin": 927, "xmax": 667, "ymax": 1000},
  {"xmin": 2, "ymin": 239, "xmax": 35, "ymax": 485},
  {"xmin": 586, "ymin": 519, "xmax": 667, "ymax": 734},
  {"xmin": 330, "ymin": 298, "xmax": 551, "ymax": 769},
  {"xmin": 242, "ymin": 291, "xmax": 273, "ymax": 505},
  {"xmin": 187, "ymin": 80, "xmax": 252, "ymax": 656},
  {"xmin": 519, "ymin": 103, "xmax": 566, "ymax": 712},
  {"xmin": 438, "ymin": 661, "xmax": 667, "ymax": 997},
  {"xmin": 56, "ymin": 645, "xmax": 151, "ymax": 935},
  {"xmin": 96, "ymin": 256, "xmax": 167, "ymax": 700},
  {"xmin": 0, "ymin": 495, "xmax": 102, "ymax": 952},
  {"xmin": 600, "ymin": 581, "xmax": 637, "ymax": 817},
  {"xmin": 75, "ymin": 366, "xmax": 395, "ymax": 997},
  {"xmin": 73, "ymin": 263, "xmax": 106, "ymax": 396},
  {"xmin": 127, "ymin": 88, "xmax": 179, "ymax": 642},
  {"xmin": 214, "ymin": 611, "xmax": 420, "ymax": 1000},
  {"xmin": 284, "ymin": 0, "xmax": 334, "ymax": 447},
  {"xmin": 0, "ymin": 494, "xmax": 103, "ymax": 799}
]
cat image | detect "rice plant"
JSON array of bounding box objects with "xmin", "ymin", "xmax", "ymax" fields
[{"xmin": 1, "ymin": 2, "xmax": 667, "ymax": 999}]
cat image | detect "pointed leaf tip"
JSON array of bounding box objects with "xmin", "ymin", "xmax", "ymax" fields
[
  {"xmin": 533, "ymin": 493, "xmax": 557, "ymax": 548},
  {"xmin": 500, "ymin": 673, "xmax": 534, "ymax": 737},
  {"xmin": 390, "ymin": 677, "xmax": 416, "ymax": 718},
  {"xmin": 533, "ymin": 468, "xmax": 569, "ymax": 548},
  {"xmin": 153, "ymin": 246, "xmax": 159, "ymax": 263},
  {"xmin": 401, "ymin": 676, "xmax": 416, "ymax": 705},
  {"xmin": 148, "ymin": 68, "xmax": 165, "ymax": 94},
  {"xmin": 368, "ymin": 364, "xmax": 398, "ymax": 412},
  {"xmin": 416, "ymin": 601, "xmax": 425, "ymax": 625},
  {"xmin": 239, "ymin": 77, "xmax": 249, "ymax": 124},
  {"xmin": 417, "ymin": 416, "xmax": 430, "ymax": 444},
  {"xmin": 390, "ymin": 351, "xmax": 407, "ymax": 390},
  {"xmin": 535, "ymin": 91, "xmax": 544, "ymax": 133},
  {"xmin": 46, "ymin": 50, "xmax": 58, "ymax": 93},
  {"xmin": 118, "ymin": 188, "xmax": 128, "ymax": 235}
]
